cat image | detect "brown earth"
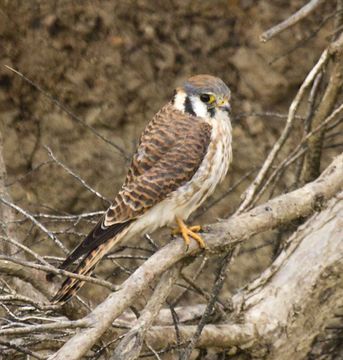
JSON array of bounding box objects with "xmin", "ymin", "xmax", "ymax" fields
[{"xmin": 0, "ymin": 0, "xmax": 341, "ymax": 343}]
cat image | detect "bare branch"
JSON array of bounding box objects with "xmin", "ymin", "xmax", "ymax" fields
[
  {"xmin": 0, "ymin": 259, "xmax": 52, "ymax": 298},
  {"xmin": 45, "ymin": 146, "xmax": 111, "ymax": 205},
  {"xmin": 250, "ymin": 101, "xmax": 343, "ymax": 205},
  {"xmin": 3, "ymin": 65, "xmax": 129, "ymax": 161},
  {"xmin": 0, "ymin": 196, "xmax": 69, "ymax": 254},
  {"xmin": 0, "ymin": 318, "xmax": 88, "ymax": 336},
  {"xmin": 236, "ymin": 47, "xmax": 329, "ymax": 213},
  {"xmin": 303, "ymin": 33, "xmax": 343, "ymax": 183},
  {"xmin": 0, "ymin": 340, "xmax": 45, "ymax": 360},
  {"xmin": 112, "ymin": 265, "xmax": 181, "ymax": 360},
  {"xmin": 145, "ymin": 323, "xmax": 256, "ymax": 349},
  {"xmin": 48, "ymin": 154, "xmax": 343, "ymax": 360},
  {"xmin": 0, "ymin": 294, "xmax": 57, "ymax": 311},
  {"xmin": 180, "ymin": 251, "xmax": 234, "ymax": 359},
  {"xmin": 260, "ymin": 0, "xmax": 325, "ymax": 42},
  {"xmin": 0, "ymin": 235, "xmax": 51, "ymax": 266},
  {"xmin": 0, "ymin": 255, "xmax": 118, "ymax": 293}
]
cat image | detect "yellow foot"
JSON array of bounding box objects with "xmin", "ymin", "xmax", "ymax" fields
[{"xmin": 173, "ymin": 218, "xmax": 206, "ymax": 249}]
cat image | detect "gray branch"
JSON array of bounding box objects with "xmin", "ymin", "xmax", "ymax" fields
[{"xmin": 48, "ymin": 153, "xmax": 343, "ymax": 360}]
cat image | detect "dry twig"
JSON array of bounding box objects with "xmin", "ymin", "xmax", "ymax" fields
[
  {"xmin": 260, "ymin": 0, "xmax": 325, "ymax": 42},
  {"xmin": 236, "ymin": 47, "xmax": 329, "ymax": 213}
]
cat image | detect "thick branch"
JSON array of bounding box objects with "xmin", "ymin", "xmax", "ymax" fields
[
  {"xmin": 48, "ymin": 153, "xmax": 343, "ymax": 360},
  {"xmin": 112, "ymin": 265, "xmax": 181, "ymax": 360},
  {"xmin": 141, "ymin": 192, "xmax": 343, "ymax": 355},
  {"xmin": 146, "ymin": 323, "xmax": 256, "ymax": 349},
  {"xmin": 238, "ymin": 192, "xmax": 343, "ymax": 359}
]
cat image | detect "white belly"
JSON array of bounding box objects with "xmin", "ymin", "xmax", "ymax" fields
[{"xmin": 131, "ymin": 114, "xmax": 232, "ymax": 234}]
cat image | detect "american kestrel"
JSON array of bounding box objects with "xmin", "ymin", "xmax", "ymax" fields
[{"xmin": 52, "ymin": 74, "xmax": 232, "ymax": 303}]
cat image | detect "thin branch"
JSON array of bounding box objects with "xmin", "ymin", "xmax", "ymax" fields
[
  {"xmin": 45, "ymin": 146, "xmax": 111, "ymax": 205},
  {"xmin": 0, "ymin": 259, "xmax": 53, "ymax": 298},
  {"xmin": 172, "ymin": 256, "xmax": 208, "ymax": 306},
  {"xmin": 236, "ymin": 47, "xmax": 329, "ymax": 213},
  {"xmin": 0, "ymin": 340, "xmax": 45, "ymax": 360},
  {"xmin": 260, "ymin": 0, "xmax": 325, "ymax": 42},
  {"xmin": 4, "ymin": 65, "xmax": 129, "ymax": 161},
  {"xmin": 180, "ymin": 250, "xmax": 234, "ymax": 359},
  {"xmin": 0, "ymin": 235, "xmax": 51, "ymax": 266},
  {"xmin": 234, "ymin": 111, "xmax": 305, "ymax": 121},
  {"xmin": 0, "ymin": 318, "xmax": 89, "ymax": 336},
  {"xmin": 251, "ymin": 102, "xmax": 343, "ymax": 204},
  {"xmin": 5, "ymin": 160, "xmax": 53, "ymax": 187},
  {"xmin": 303, "ymin": 32, "xmax": 343, "ymax": 182},
  {"xmin": 0, "ymin": 255, "xmax": 118, "ymax": 293},
  {"xmin": 293, "ymin": 72, "xmax": 323, "ymax": 189},
  {"xmin": 0, "ymin": 196, "xmax": 69, "ymax": 254},
  {"xmin": 0, "ymin": 294, "xmax": 58, "ymax": 310},
  {"xmin": 32, "ymin": 211, "xmax": 104, "ymax": 221}
]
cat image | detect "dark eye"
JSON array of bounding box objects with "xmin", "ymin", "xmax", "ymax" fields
[
  {"xmin": 200, "ymin": 94, "xmax": 211, "ymax": 103},
  {"xmin": 200, "ymin": 93, "xmax": 216, "ymax": 104}
]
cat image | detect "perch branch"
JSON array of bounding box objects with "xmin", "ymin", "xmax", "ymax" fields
[
  {"xmin": 48, "ymin": 153, "xmax": 343, "ymax": 360},
  {"xmin": 141, "ymin": 193, "xmax": 343, "ymax": 355}
]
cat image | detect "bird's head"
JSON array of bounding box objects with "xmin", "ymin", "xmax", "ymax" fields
[{"xmin": 172, "ymin": 74, "xmax": 231, "ymax": 120}]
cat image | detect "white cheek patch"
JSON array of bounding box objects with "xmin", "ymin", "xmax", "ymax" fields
[
  {"xmin": 173, "ymin": 92, "xmax": 187, "ymax": 112},
  {"xmin": 190, "ymin": 96, "xmax": 208, "ymax": 118}
]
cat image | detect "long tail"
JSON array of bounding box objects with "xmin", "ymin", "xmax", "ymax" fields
[{"xmin": 51, "ymin": 228, "xmax": 130, "ymax": 304}]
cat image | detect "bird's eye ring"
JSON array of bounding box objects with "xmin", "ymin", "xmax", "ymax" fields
[{"xmin": 200, "ymin": 93, "xmax": 216, "ymax": 104}]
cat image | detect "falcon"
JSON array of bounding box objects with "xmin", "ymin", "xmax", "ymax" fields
[{"xmin": 51, "ymin": 74, "xmax": 232, "ymax": 303}]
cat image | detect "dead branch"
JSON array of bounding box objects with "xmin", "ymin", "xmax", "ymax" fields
[
  {"xmin": 0, "ymin": 260, "xmax": 52, "ymax": 298},
  {"xmin": 0, "ymin": 133, "xmax": 49, "ymax": 302},
  {"xmin": 260, "ymin": 0, "xmax": 325, "ymax": 42},
  {"xmin": 146, "ymin": 323, "xmax": 256, "ymax": 350},
  {"xmin": 140, "ymin": 192, "xmax": 342, "ymax": 357},
  {"xmin": 0, "ymin": 197, "xmax": 68, "ymax": 254},
  {"xmin": 0, "ymin": 340, "xmax": 45, "ymax": 360},
  {"xmin": 0, "ymin": 255, "xmax": 118, "ymax": 292},
  {"xmin": 114, "ymin": 304, "xmax": 207, "ymax": 328},
  {"xmin": 236, "ymin": 47, "xmax": 329, "ymax": 213},
  {"xmin": 180, "ymin": 251, "xmax": 234, "ymax": 360},
  {"xmin": 48, "ymin": 153, "xmax": 343, "ymax": 360},
  {"xmin": 3, "ymin": 65, "xmax": 129, "ymax": 161},
  {"xmin": 0, "ymin": 318, "xmax": 88, "ymax": 336},
  {"xmin": 250, "ymin": 102, "xmax": 343, "ymax": 206},
  {"xmin": 112, "ymin": 265, "xmax": 181, "ymax": 360},
  {"xmin": 303, "ymin": 33, "xmax": 343, "ymax": 183},
  {"xmin": 45, "ymin": 146, "xmax": 111, "ymax": 205}
]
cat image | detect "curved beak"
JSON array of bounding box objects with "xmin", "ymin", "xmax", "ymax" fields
[{"xmin": 216, "ymin": 98, "xmax": 231, "ymax": 114}]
